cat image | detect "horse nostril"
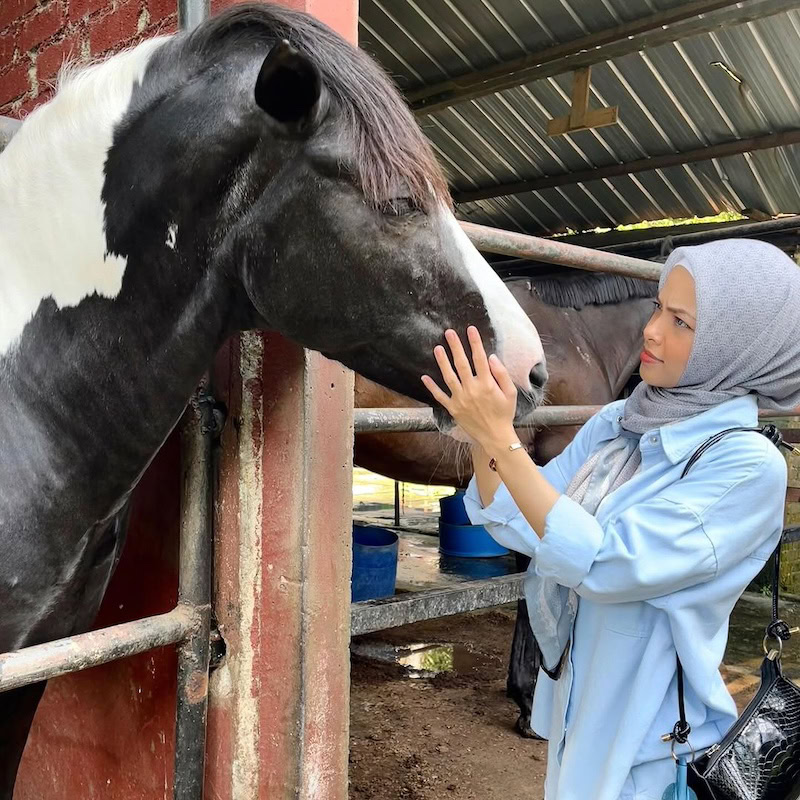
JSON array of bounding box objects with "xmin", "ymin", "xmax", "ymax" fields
[{"xmin": 529, "ymin": 362, "xmax": 548, "ymax": 389}]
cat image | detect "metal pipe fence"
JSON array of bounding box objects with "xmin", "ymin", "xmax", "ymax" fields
[{"xmin": 355, "ymin": 405, "xmax": 800, "ymax": 434}]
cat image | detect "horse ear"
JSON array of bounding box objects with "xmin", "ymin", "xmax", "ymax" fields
[{"xmin": 255, "ymin": 39, "xmax": 327, "ymax": 136}]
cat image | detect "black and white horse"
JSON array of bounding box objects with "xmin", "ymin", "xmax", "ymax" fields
[{"xmin": 0, "ymin": 4, "xmax": 546, "ymax": 793}]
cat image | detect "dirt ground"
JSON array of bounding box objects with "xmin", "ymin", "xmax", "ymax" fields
[
  {"xmin": 349, "ymin": 598, "xmax": 797, "ymax": 800},
  {"xmin": 350, "ymin": 608, "xmax": 541, "ymax": 800}
]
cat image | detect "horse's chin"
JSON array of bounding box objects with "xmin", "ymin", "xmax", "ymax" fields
[
  {"xmin": 431, "ymin": 406, "xmax": 467, "ymax": 441},
  {"xmin": 432, "ymin": 387, "xmax": 544, "ymax": 443}
]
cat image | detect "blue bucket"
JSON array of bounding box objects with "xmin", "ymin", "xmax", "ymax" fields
[
  {"xmin": 439, "ymin": 521, "xmax": 509, "ymax": 558},
  {"xmin": 351, "ymin": 524, "xmax": 399, "ymax": 602},
  {"xmin": 439, "ymin": 553, "xmax": 516, "ymax": 581},
  {"xmin": 439, "ymin": 490, "xmax": 471, "ymax": 525}
]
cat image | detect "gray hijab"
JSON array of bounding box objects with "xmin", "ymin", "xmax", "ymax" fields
[{"xmin": 622, "ymin": 239, "xmax": 800, "ymax": 434}]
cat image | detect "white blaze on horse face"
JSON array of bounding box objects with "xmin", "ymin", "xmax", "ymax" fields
[
  {"xmin": 440, "ymin": 209, "xmax": 545, "ymax": 391},
  {"xmin": 0, "ymin": 37, "xmax": 169, "ymax": 357}
]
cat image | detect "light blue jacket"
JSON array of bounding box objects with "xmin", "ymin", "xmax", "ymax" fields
[{"xmin": 464, "ymin": 396, "xmax": 787, "ymax": 800}]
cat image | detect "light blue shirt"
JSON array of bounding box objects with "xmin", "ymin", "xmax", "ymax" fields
[{"xmin": 465, "ymin": 396, "xmax": 787, "ymax": 800}]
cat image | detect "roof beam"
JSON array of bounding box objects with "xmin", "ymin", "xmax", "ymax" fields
[
  {"xmin": 408, "ymin": 0, "xmax": 800, "ymax": 115},
  {"xmin": 452, "ymin": 128, "xmax": 800, "ymax": 203}
]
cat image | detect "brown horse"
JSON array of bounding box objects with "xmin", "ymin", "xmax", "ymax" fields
[
  {"xmin": 355, "ymin": 269, "xmax": 656, "ymax": 484},
  {"xmin": 354, "ymin": 267, "xmax": 657, "ymax": 738}
]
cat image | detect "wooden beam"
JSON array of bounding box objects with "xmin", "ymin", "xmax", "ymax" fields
[
  {"xmin": 546, "ymin": 67, "xmax": 619, "ymax": 136},
  {"xmin": 409, "ymin": 0, "xmax": 800, "ymax": 115},
  {"xmin": 453, "ymin": 128, "xmax": 800, "ymax": 204},
  {"xmin": 547, "ymin": 107, "xmax": 620, "ymax": 136}
]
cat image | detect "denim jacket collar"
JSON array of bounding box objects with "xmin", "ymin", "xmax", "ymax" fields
[{"xmin": 603, "ymin": 394, "xmax": 759, "ymax": 465}]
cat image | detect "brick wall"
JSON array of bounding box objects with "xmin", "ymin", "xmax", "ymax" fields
[{"xmin": 0, "ymin": 0, "xmax": 180, "ymax": 117}]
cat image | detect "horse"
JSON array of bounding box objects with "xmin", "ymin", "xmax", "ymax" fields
[
  {"xmin": 0, "ymin": 5, "xmax": 548, "ymax": 793},
  {"xmin": 354, "ymin": 268, "xmax": 657, "ymax": 737},
  {"xmin": 355, "ymin": 269, "xmax": 656, "ymax": 485}
]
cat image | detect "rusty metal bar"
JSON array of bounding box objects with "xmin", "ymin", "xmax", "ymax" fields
[
  {"xmin": 174, "ymin": 389, "xmax": 215, "ymax": 800},
  {"xmin": 354, "ymin": 405, "xmax": 604, "ymax": 433},
  {"xmin": 461, "ymin": 221, "xmax": 661, "ymax": 280},
  {"xmin": 178, "ymin": 0, "xmax": 208, "ymax": 31},
  {"xmin": 351, "ymin": 574, "xmax": 525, "ymax": 636},
  {"xmin": 355, "ymin": 405, "xmax": 800, "ymax": 434},
  {"xmin": 172, "ymin": 0, "xmax": 212, "ymax": 794},
  {"xmin": 0, "ymin": 606, "xmax": 196, "ymax": 693}
]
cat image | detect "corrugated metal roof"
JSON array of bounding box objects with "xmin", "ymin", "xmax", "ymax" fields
[{"xmin": 358, "ymin": 0, "xmax": 800, "ymax": 235}]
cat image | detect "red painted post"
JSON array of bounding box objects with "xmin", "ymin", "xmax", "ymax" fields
[
  {"xmin": 207, "ymin": 335, "xmax": 354, "ymax": 799},
  {"xmin": 205, "ymin": 3, "xmax": 357, "ymax": 795}
]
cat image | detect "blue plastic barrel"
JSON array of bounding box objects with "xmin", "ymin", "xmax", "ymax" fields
[
  {"xmin": 439, "ymin": 521, "xmax": 509, "ymax": 558},
  {"xmin": 439, "ymin": 552, "xmax": 515, "ymax": 580},
  {"xmin": 351, "ymin": 524, "xmax": 399, "ymax": 602},
  {"xmin": 439, "ymin": 489, "xmax": 471, "ymax": 525}
]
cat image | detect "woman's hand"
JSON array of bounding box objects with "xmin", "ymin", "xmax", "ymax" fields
[{"xmin": 421, "ymin": 326, "xmax": 518, "ymax": 451}]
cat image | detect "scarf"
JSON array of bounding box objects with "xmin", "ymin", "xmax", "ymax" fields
[
  {"xmin": 623, "ymin": 239, "xmax": 800, "ymax": 434},
  {"xmin": 525, "ymin": 434, "xmax": 642, "ymax": 676}
]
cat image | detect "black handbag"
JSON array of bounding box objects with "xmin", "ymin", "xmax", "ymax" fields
[{"xmin": 662, "ymin": 424, "xmax": 800, "ymax": 800}]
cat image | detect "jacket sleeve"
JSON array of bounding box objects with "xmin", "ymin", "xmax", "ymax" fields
[
  {"xmin": 463, "ymin": 407, "xmax": 614, "ymax": 557},
  {"xmin": 535, "ymin": 435, "xmax": 787, "ymax": 603}
]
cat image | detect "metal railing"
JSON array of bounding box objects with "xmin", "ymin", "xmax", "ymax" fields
[
  {"xmin": 354, "ymin": 404, "xmax": 800, "ymax": 434},
  {"xmin": 0, "ymin": 390, "xmax": 217, "ymax": 800}
]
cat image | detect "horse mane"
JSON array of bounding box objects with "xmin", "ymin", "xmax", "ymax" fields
[
  {"xmin": 506, "ymin": 268, "xmax": 656, "ymax": 310},
  {"xmin": 183, "ymin": 4, "xmax": 450, "ymax": 212}
]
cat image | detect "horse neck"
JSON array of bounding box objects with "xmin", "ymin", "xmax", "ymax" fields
[
  {"xmin": 585, "ymin": 297, "xmax": 653, "ymax": 398},
  {"xmin": 0, "ymin": 250, "xmax": 243, "ymax": 529}
]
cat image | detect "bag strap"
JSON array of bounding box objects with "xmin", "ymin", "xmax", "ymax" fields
[{"xmin": 667, "ymin": 424, "xmax": 792, "ymax": 747}]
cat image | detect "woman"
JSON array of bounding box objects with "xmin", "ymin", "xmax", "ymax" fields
[{"xmin": 421, "ymin": 239, "xmax": 800, "ymax": 800}]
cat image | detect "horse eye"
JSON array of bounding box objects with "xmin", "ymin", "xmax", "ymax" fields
[{"xmin": 382, "ymin": 197, "xmax": 416, "ymax": 217}]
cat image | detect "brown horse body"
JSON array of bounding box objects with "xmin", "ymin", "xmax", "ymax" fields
[{"xmin": 355, "ymin": 271, "xmax": 656, "ymax": 485}]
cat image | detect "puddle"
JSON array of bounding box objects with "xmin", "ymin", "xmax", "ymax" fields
[
  {"xmin": 394, "ymin": 532, "xmax": 518, "ymax": 590},
  {"xmin": 351, "ymin": 640, "xmax": 490, "ymax": 679}
]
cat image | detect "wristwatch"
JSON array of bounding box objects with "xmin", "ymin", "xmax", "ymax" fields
[{"xmin": 488, "ymin": 441, "xmax": 524, "ymax": 472}]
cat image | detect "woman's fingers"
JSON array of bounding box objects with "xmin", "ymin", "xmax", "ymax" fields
[
  {"xmin": 421, "ymin": 374, "xmax": 451, "ymax": 409},
  {"xmin": 489, "ymin": 354, "xmax": 517, "ymax": 399},
  {"xmin": 467, "ymin": 326, "xmax": 490, "ymax": 379},
  {"xmin": 434, "ymin": 344, "xmax": 461, "ymax": 394},
  {"xmin": 444, "ymin": 329, "xmax": 474, "ymax": 384}
]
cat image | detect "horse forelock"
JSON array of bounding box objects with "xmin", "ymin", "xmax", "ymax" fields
[
  {"xmin": 510, "ymin": 270, "xmax": 657, "ymax": 310},
  {"xmin": 182, "ymin": 3, "xmax": 450, "ymax": 212}
]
